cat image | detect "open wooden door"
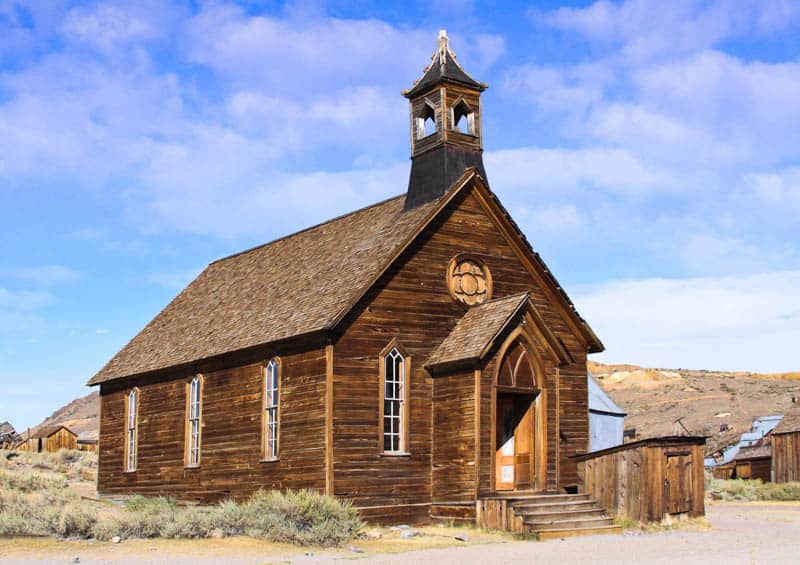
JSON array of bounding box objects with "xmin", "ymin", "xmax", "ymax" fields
[{"xmin": 495, "ymin": 394, "xmax": 534, "ymax": 491}]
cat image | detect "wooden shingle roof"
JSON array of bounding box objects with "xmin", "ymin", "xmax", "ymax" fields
[
  {"xmin": 734, "ymin": 444, "xmax": 772, "ymax": 460},
  {"xmin": 32, "ymin": 425, "xmax": 75, "ymax": 439},
  {"xmin": 773, "ymin": 404, "xmax": 800, "ymax": 435},
  {"xmin": 89, "ymin": 168, "xmax": 602, "ymax": 386},
  {"xmin": 425, "ymin": 293, "xmax": 530, "ymax": 371},
  {"xmin": 89, "ymin": 193, "xmax": 443, "ymax": 385}
]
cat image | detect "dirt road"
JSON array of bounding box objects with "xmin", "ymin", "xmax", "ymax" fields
[{"xmin": 2, "ymin": 502, "xmax": 798, "ymax": 564}]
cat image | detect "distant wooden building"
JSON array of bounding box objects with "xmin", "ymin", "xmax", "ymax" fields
[
  {"xmin": 88, "ymin": 32, "xmax": 613, "ymax": 531},
  {"xmin": 77, "ymin": 435, "xmax": 99, "ymax": 453},
  {"xmin": 772, "ymin": 404, "xmax": 800, "ymax": 483},
  {"xmin": 19, "ymin": 425, "xmax": 78, "ymax": 453},
  {"xmin": 732, "ymin": 445, "xmax": 772, "ymax": 482}
]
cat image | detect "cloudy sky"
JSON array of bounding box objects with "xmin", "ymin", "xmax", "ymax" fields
[{"xmin": 2, "ymin": 0, "xmax": 799, "ymax": 430}]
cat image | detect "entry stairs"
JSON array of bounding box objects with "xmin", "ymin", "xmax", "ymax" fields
[{"xmin": 479, "ymin": 492, "xmax": 622, "ymax": 539}]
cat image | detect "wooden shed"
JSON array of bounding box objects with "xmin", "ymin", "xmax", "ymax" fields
[
  {"xmin": 772, "ymin": 404, "xmax": 800, "ymax": 483},
  {"xmin": 575, "ymin": 436, "xmax": 706, "ymax": 522},
  {"xmin": 732, "ymin": 444, "xmax": 772, "ymax": 482},
  {"xmin": 20, "ymin": 425, "xmax": 78, "ymax": 453}
]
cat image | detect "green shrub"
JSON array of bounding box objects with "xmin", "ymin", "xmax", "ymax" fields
[
  {"xmin": 52, "ymin": 502, "xmax": 97, "ymax": 539},
  {"xmin": 710, "ymin": 479, "xmax": 800, "ymax": 501},
  {"xmin": 229, "ymin": 489, "xmax": 363, "ymax": 546}
]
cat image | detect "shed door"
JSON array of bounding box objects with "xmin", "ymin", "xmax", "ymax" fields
[{"xmin": 665, "ymin": 452, "xmax": 693, "ymax": 514}]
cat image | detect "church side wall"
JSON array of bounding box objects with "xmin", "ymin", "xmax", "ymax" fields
[{"xmin": 97, "ymin": 346, "xmax": 327, "ymax": 502}]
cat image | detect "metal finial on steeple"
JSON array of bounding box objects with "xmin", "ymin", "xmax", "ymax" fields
[{"xmin": 438, "ymin": 29, "xmax": 449, "ymax": 65}]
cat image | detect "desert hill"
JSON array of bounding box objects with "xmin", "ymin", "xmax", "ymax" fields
[
  {"xmin": 28, "ymin": 391, "xmax": 99, "ymax": 440},
  {"xmin": 590, "ymin": 361, "xmax": 800, "ymax": 454}
]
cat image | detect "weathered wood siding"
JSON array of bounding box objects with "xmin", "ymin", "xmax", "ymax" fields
[
  {"xmin": 734, "ymin": 457, "xmax": 771, "ymax": 482},
  {"xmin": 432, "ymin": 370, "xmax": 476, "ymax": 502},
  {"xmin": 98, "ymin": 347, "xmax": 327, "ymax": 502},
  {"xmin": 332, "ymin": 184, "xmax": 591, "ymax": 520},
  {"xmin": 773, "ymin": 432, "xmax": 800, "ymax": 483},
  {"xmin": 577, "ymin": 437, "xmax": 705, "ymax": 522},
  {"xmin": 46, "ymin": 428, "xmax": 78, "ymax": 452}
]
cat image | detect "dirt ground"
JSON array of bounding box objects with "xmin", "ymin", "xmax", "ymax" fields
[{"xmin": 2, "ymin": 501, "xmax": 799, "ymax": 564}]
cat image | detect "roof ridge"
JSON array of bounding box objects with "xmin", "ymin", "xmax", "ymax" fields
[{"xmin": 210, "ymin": 193, "xmax": 407, "ymax": 265}]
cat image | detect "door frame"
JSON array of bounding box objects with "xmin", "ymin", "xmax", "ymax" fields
[{"xmin": 490, "ymin": 326, "xmax": 548, "ymax": 493}]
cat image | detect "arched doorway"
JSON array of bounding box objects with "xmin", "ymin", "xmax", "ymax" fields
[{"xmin": 494, "ymin": 332, "xmax": 546, "ymax": 492}]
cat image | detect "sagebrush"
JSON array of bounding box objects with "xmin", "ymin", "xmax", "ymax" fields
[
  {"xmin": 1, "ymin": 450, "xmax": 361, "ymax": 546},
  {"xmin": 709, "ymin": 478, "xmax": 800, "ymax": 501}
]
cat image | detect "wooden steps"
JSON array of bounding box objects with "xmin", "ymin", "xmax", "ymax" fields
[{"xmin": 477, "ymin": 493, "xmax": 622, "ymax": 539}]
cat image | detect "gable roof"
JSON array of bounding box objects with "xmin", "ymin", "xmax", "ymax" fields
[
  {"xmin": 734, "ymin": 444, "xmax": 772, "ymax": 460},
  {"xmin": 425, "ymin": 293, "xmax": 530, "ymax": 371},
  {"xmin": 31, "ymin": 425, "xmax": 75, "ymax": 439},
  {"xmin": 773, "ymin": 404, "xmax": 800, "ymax": 434},
  {"xmin": 89, "ymin": 192, "xmax": 443, "ymax": 385},
  {"xmin": 89, "ymin": 169, "xmax": 602, "ymax": 386}
]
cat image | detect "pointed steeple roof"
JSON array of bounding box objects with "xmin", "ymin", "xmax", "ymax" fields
[{"xmin": 403, "ymin": 30, "xmax": 487, "ymax": 98}]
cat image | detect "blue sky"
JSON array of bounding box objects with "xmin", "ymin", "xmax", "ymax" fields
[{"xmin": 2, "ymin": 0, "xmax": 800, "ymax": 430}]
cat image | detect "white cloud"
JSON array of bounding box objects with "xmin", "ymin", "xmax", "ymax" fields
[
  {"xmin": 0, "ymin": 265, "xmax": 80, "ymax": 286},
  {"xmin": 574, "ymin": 270, "xmax": 800, "ymax": 372},
  {"xmin": 537, "ymin": 0, "xmax": 800, "ymax": 61},
  {"xmin": 0, "ymin": 288, "xmax": 53, "ymax": 310},
  {"xmin": 145, "ymin": 268, "xmax": 203, "ymax": 290},
  {"xmin": 486, "ymin": 146, "xmax": 670, "ymax": 196},
  {"xmin": 182, "ymin": 4, "xmax": 502, "ymax": 95}
]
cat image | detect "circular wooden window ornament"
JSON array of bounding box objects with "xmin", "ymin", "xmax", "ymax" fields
[{"xmin": 448, "ymin": 255, "xmax": 492, "ymax": 307}]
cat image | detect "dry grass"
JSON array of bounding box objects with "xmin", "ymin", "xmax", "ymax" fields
[
  {"xmin": 0, "ymin": 450, "xmax": 361, "ymax": 547},
  {"xmin": 709, "ymin": 479, "xmax": 800, "ymax": 502}
]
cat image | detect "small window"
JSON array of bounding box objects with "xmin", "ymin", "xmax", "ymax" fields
[
  {"xmin": 379, "ymin": 342, "xmax": 410, "ymax": 453},
  {"xmin": 186, "ymin": 375, "xmax": 203, "ymax": 467},
  {"xmin": 125, "ymin": 388, "xmax": 139, "ymax": 471},
  {"xmin": 263, "ymin": 358, "xmax": 280, "ymax": 459},
  {"xmin": 415, "ymin": 103, "xmax": 437, "ymax": 140},
  {"xmin": 452, "ymin": 99, "xmax": 474, "ymax": 135}
]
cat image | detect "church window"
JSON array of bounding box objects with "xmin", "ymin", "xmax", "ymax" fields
[
  {"xmin": 263, "ymin": 358, "xmax": 280, "ymax": 460},
  {"xmin": 185, "ymin": 375, "xmax": 203, "ymax": 467},
  {"xmin": 379, "ymin": 342, "xmax": 410, "ymax": 453}
]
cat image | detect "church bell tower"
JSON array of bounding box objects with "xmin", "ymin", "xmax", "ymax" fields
[{"xmin": 403, "ymin": 30, "xmax": 488, "ymax": 209}]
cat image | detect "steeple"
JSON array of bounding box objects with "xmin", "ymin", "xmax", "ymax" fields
[{"xmin": 403, "ymin": 30, "xmax": 488, "ymax": 209}]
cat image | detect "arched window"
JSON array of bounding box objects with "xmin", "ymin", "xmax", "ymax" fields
[
  {"xmin": 125, "ymin": 388, "xmax": 139, "ymax": 472},
  {"xmin": 263, "ymin": 358, "xmax": 280, "ymax": 459},
  {"xmin": 185, "ymin": 375, "xmax": 203, "ymax": 467},
  {"xmin": 452, "ymin": 99, "xmax": 475, "ymax": 135},
  {"xmin": 379, "ymin": 343, "xmax": 410, "ymax": 453},
  {"xmin": 415, "ymin": 102, "xmax": 437, "ymax": 139},
  {"xmin": 498, "ymin": 338, "xmax": 536, "ymax": 389}
]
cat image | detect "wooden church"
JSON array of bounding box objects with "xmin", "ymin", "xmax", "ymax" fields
[{"xmin": 90, "ymin": 32, "xmax": 611, "ymax": 531}]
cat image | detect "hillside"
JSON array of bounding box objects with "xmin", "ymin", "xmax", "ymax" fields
[
  {"xmin": 590, "ymin": 361, "xmax": 800, "ymax": 454},
  {"xmin": 29, "ymin": 390, "xmax": 99, "ymax": 440}
]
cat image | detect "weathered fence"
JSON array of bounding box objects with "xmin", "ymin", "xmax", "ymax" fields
[{"xmin": 574, "ymin": 436, "xmax": 706, "ymax": 522}]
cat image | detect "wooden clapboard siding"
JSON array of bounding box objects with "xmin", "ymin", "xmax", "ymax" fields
[
  {"xmin": 46, "ymin": 427, "xmax": 78, "ymax": 452},
  {"xmin": 98, "ymin": 346, "xmax": 327, "ymax": 502},
  {"xmin": 432, "ymin": 370, "xmax": 476, "ymax": 502},
  {"xmin": 576, "ymin": 437, "xmax": 705, "ymax": 522},
  {"xmin": 332, "ymin": 183, "xmax": 591, "ymax": 514},
  {"xmin": 773, "ymin": 432, "xmax": 800, "ymax": 483}
]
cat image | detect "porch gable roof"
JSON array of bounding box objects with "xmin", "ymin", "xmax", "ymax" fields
[{"xmin": 425, "ymin": 292, "xmax": 570, "ymax": 373}]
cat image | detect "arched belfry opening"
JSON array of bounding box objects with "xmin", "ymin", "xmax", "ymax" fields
[
  {"xmin": 494, "ymin": 332, "xmax": 547, "ymax": 493},
  {"xmin": 403, "ymin": 30, "xmax": 488, "ymax": 209}
]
